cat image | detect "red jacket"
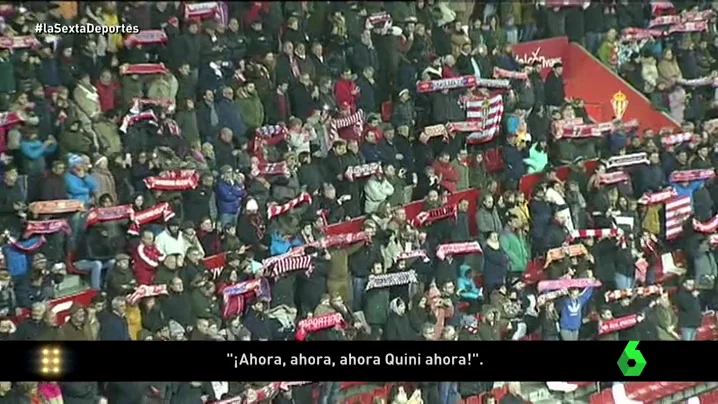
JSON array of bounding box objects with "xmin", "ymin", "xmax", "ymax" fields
[
  {"xmin": 432, "ymin": 160, "xmax": 459, "ymax": 193},
  {"xmin": 334, "ymin": 79, "xmax": 359, "ymax": 111},
  {"xmin": 95, "ymin": 80, "xmax": 119, "ymax": 113},
  {"xmin": 132, "ymin": 243, "xmax": 165, "ymax": 285}
]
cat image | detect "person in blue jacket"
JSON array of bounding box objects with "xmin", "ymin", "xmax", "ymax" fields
[
  {"xmin": 457, "ymin": 264, "xmax": 483, "ymax": 313},
  {"xmin": 19, "ymin": 130, "xmax": 57, "ymax": 201},
  {"xmin": 269, "ymin": 229, "xmax": 303, "ymax": 256},
  {"xmin": 2, "ymin": 236, "xmax": 43, "ymax": 280},
  {"xmin": 63, "ymin": 154, "xmax": 98, "ymax": 205},
  {"xmin": 215, "ymin": 165, "xmax": 246, "ymax": 227},
  {"xmin": 557, "ymin": 286, "xmax": 594, "ymax": 341}
]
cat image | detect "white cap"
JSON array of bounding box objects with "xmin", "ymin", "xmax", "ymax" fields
[{"xmin": 245, "ymin": 198, "xmax": 259, "ymax": 212}]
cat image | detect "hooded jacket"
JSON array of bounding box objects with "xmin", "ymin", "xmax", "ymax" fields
[{"xmin": 457, "ymin": 265, "xmax": 482, "ymax": 301}]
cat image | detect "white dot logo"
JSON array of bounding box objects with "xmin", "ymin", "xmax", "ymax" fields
[{"xmin": 40, "ymin": 347, "xmax": 61, "ymax": 374}]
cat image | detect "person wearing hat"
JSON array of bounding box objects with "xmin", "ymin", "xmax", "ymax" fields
[
  {"xmin": 105, "ymin": 254, "xmax": 136, "ymax": 301},
  {"xmin": 64, "ymin": 153, "xmax": 98, "ymax": 205},
  {"xmin": 216, "ymin": 164, "xmax": 247, "ymax": 228},
  {"xmin": 391, "ymin": 89, "xmax": 414, "ymax": 129}
]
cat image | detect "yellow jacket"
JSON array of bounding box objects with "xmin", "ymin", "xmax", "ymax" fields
[
  {"xmin": 103, "ymin": 12, "xmax": 123, "ymax": 53},
  {"xmin": 126, "ymin": 305, "xmax": 143, "ymax": 340}
]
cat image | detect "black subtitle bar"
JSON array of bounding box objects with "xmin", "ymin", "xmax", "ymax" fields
[{"xmin": 3, "ymin": 341, "xmax": 710, "ymax": 381}]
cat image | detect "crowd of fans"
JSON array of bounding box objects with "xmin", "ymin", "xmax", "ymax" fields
[{"xmin": 1, "ymin": 0, "xmax": 718, "ymax": 403}]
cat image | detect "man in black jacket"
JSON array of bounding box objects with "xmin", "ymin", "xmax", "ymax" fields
[
  {"xmin": 675, "ymin": 278, "xmax": 702, "ymax": 341},
  {"xmin": 544, "ymin": 62, "xmax": 566, "ymax": 108},
  {"xmin": 183, "ymin": 173, "xmax": 215, "ymax": 224}
]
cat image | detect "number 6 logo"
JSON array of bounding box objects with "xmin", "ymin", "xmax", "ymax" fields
[{"xmin": 617, "ymin": 340, "xmax": 647, "ymax": 376}]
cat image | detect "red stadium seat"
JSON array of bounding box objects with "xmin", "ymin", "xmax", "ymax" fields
[{"xmin": 381, "ymin": 101, "xmax": 392, "ymax": 122}]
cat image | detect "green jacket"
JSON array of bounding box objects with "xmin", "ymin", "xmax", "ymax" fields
[
  {"xmin": 523, "ymin": 143, "xmax": 548, "ymax": 174},
  {"xmin": 364, "ymin": 288, "xmax": 390, "ymax": 326},
  {"xmin": 0, "ymin": 58, "xmax": 15, "ymax": 94},
  {"xmin": 499, "ymin": 227, "xmax": 530, "ymax": 273},
  {"xmin": 234, "ymin": 92, "xmax": 265, "ymax": 129},
  {"xmin": 452, "ymin": 159, "xmax": 471, "ymax": 191}
]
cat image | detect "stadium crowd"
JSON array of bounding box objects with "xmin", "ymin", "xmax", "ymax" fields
[{"xmin": 0, "ymin": 0, "xmax": 718, "ymax": 403}]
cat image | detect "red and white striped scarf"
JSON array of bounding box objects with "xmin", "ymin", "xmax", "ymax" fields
[
  {"xmin": 119, "ymin": 110, "xmax": 157, "ymax": 133},
  {"xmin": 160, "ymin": 118, "xmax": 181, "ymax": 136},
  {"xmin": 267, "ymin": 192, "xmax": 312, "ymax": 220},
  {"xmin": 367, "ymin": 12, "xmax": 392, "ymax": 28},
  {"xmin": 598, "ymin": 171, "xmax": 630, "ymax": 185},
  {"xmin": 144, "ymin": 170, "xmax": 200, "ymax": 191},
  {"xmin": 0, "ymin": 36, "xmax": 40, "ymax": 49},
  {"xmin": 131, "ymin": 98, "xmax": 175, "ymax": 114},
  {"xmin": 410, "ymin": 204, "xmax": 457, "ymax": 227},
  {"xmin": 537, "ymin": 288, "xmax": 569, "ymax": 306},
  {"xmin": 604, "ymin": 285, "xmax": 662, "ymax": 302},
  {"xmin": 493, "ymin": 67, "xmax": 528, "ymax": 80},
  {"xmin": 537, "ymin": 278, "xmax": 602, "ymax": 293},
  {"xmin": 676, "ymin": 76, "xmax": 718, "ymax": 87},
  {"xmin": 127, "ymin": 202, "xmax": 175, "ymax": 235},
  {"xmin": 416, "ymin": 75, "xmax": 510, "ymax": 93},
  {"xmin": 266, "ymin": 255, "xmax": 313, "ymax": 278},
  {"xmin": 261, "ymin": 247, "xmax": 306, "ymax": 269},
  {"xmin": 661, "ymin": 132, "xmax": 697, "ymax": 148},
  {"xmin": 222, "ymin": 278, "xmax": 268, "ymax": 298},
  {"xmin": 464, "ymin": 94, "xmax": 504, "ymax": 145},
  {"xmin": 446, "ymin": 120, "xmax": 484, "ymax": 134},
  {"xmin": 436, "ymin": 241, "xmax": 482, "ymax": 260},
  {"xmin": 545, "ymin": 244, "xmax": 588, "ymax": 267},
  {"xmin": 329, "ymin": 110, "xmax": 364, "ymax": 141},
  {"xmin": 552, "ymin": 118, "xmax": 584, "ymax": 139},
  {"xmin": 606, "ymin": 152, "xmax": 649, "ymax": 169},
  {"xmin": 620, "ymin": 27, "xmax": 665, "ymax": 42},
  {"xmin": 665, "ymin": 195, "xmax": 692, "ymax": 240},
  {"xmin": 318, "ymin": 232, "xmax": 369, "ymax": 249},
  {"xmin": 124, "ymin": 30, "xmax": 168, "ymax": 48},
  {"xmin": 24, "ymin": 219, "xmax": 72, "ymax": 238},
  {"xmin": 668, "ymin": 21, "xmax": 708, "ymax": 34},
  {"xmin": 345, "ymin": 162, "xmax": 381, "ymax": 180},
  {"xmin": 598, "ymin": 314, "xmax": 639, "ymax": 335},
  {"xmin": 567, "ymin": 227, "xmax": 623, "ymax": 243},
  {"xmin": 251, "ymin": 161, "xmax": 290, "ymax": 177},
  {"xmin": 694, "ymin": 215, "xmax": 718, "ymax": 234},
  {"xmin": 366, "ymin": 270, "xmax": 418, "ymax": 290},
  {"xmin": 119, "ymin": 63, "xmax": 168, "ymax": 76},
  {"xmin": 397, "ymin": 249, "xmax": 428, "ymax": 261},
  {"xmin": 295, "ymin": 312, "xmax": 346, "ymax": 341},
  {"xmin": 184, "ymin": 1, "xmax": 219, "ymax": 20},
  {"xmin": 560, "ymin": 119, "xmax": 639, "ymax": 139},
  {"xmin": 256, "ymin": 124, "xmax": 288, "ymax": 139},
  {"xmin": 423, "ymin": 124, "xmax": 449, "ymax": 140},
  {"xmin": 28, "ymin": 200, "xmax": 84, "ymax": 215},
  {"xmin": 0, "ymin": 111, "xmax": 23, "ymax": 129},
  {"xmin": 85, "ymin": 205, "xmax": 135, "ymax": 227},
  {"xmin": 670, "ymin": 169, "xmax": 715, "ymax": 183},
  {"xmin": 126, "ymin": 284, "xmax": 168, "ymax": 305},
  {"xmin": 638, "ymin": 188, "xmax": 677, "ymax": 205}
]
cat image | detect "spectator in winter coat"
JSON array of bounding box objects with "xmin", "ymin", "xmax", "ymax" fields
[
  {"xmin": 391, "ymin": 90, "xmax": 414, "ymax": 129},
  {"xmin": 99, "ymin": 296, "xmax": 131, "ymax": 341},
  {"xmin": 500, "ymin": 215, "xmax": 530, "ymax": 274},
  {"xmin": 544, "ymin": 63, "xmax": 566, "ymax": 107},
  {"xmin": 334, "ymin": 68, "xmax": 360, "ymax": 112},
  {"xmin": 675, "ymin": 279, "xmax": 702, "ymax": 341},
  {"xmin": 482, "ymin": 232, "xmax": 510, "ymax": 296},
  {"xmin": 131, "ymin": 230, "xmax": 165, "ymax": 286},
  {"xmin": 476, "ymin": 195, "xmax": 503, "ymax": 242},
  {"xmin": 64, "ymin": 155, "xmax": 98, "ymax": 205},
  {"xmin": 215, "ymin": 165, "xmax": 247, "ymax": 227},
  {"xmin": 215, "ymin": 87, "xmax": 247, "ymax": 142},
  {"xmin": 364, "ymin": 172, "xmax": 395, "ymax": 214},
  {"xmin": 431, "ymin": 151, "xmax": 459, "ymax": 193}
]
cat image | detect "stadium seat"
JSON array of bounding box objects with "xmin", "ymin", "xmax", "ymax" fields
[{"xmin": 381, "ymin": 101, "xmax": 392, "ymax": 122}]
